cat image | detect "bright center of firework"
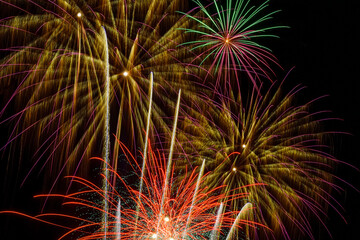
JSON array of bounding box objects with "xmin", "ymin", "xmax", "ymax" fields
[
  {"xmin": 77, "ymin": 12, "xmax": 82, "ymax": 18},
  {"xmin": 225, "ymin": 38, "xmax": 230, "ymax": 43},
  {"xmin": 169, "ymin": 238, "xmax": 175, "ymax": 240},
  {"xmin": 123, "ymin": 71, "xmax": 129, "ymax": 77},
  {"xmin": 164, "ymin": 216, "xmax": 170, "ymax": 222},
  {"xmin": 242, "ymin": 144, "xmax": 246, "ymax": 148},
  {"xmin": 232, "ymin": 167, "xmax": 237, "ymax": 172},
  {"xmin": 151, "ymin": 233, "xmax": 158, "ymax": 239}
]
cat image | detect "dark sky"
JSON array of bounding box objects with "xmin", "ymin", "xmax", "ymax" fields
[
  {"xmin": 1, "ymin": 0, "xmax": 360, "ymax": 239},
  {"xmin": 270, "ymin": 0, "xmax": 360, "ymax": 239}
]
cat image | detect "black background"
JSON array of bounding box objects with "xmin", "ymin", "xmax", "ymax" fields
[
  {"xmin": 268, "ymin": 0, "xmax": 360, "ymax": 239},
  {"xmin": 1, "ymin": 0, "xmax": 360, "ymax": 239}
]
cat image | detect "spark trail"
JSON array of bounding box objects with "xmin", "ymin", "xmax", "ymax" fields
[
  {"xmin": 183, "ymin": 158, "xmax": 206, "ymax": 238},
  {"xmin": 158, "ymin": 88, "xmax": 182, "ymax": 233},
  {"xmin": 101, "ymin": 26, "xmax": 110, "ymax": 240},
  {"xmin": 226, "ymin": 203, "xmax": 253, "ymax": 240},
  {"xmin": 134, "ymin": 72, "xmax": 154, "ymax": 238},
  {"xmin": 210, "ymin": 202, "xmax": 224, "ymax": 240},
  {"xmin": 116, "ymin": 200, "xmax": 121, "ymax": 240},
  {"xmin": 138, "ymin": 72, "xmax": 154, "ymax": 208}
]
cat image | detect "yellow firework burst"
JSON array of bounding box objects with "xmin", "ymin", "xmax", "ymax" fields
[
  {"xmin": 177, "ymin": 80, "xmax": 345, "ymax": 239},
  {"xmin": 0, "ymin": 0, "xmax": 192, "ymax": 184}
]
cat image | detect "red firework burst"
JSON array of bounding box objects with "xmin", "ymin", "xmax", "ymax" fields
[{"xmin": 1, "ymin": 138, "xmax": 269, "ymax": 239}]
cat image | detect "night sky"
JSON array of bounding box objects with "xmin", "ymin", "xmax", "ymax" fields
[
  {"xmin": 1, "ymin": 0, "xmax": 359, "ymax": 239},
  {"xmin": 269, "ymin": 1, "xmax": 360, "ymax": 238}
]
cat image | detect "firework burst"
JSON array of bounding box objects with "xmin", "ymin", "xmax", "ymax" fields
[
  {"xmin": 177, "ymin": 78, "xmax": 347, "ymax": 239},
  {"xmin": 0, "ymin": 0, "xmax": 192, "ymax": 186},
  {"xmin": 179, "ymin": 0, "xmax": 286, "ymax": 95},
  {"xmin": 0, "ymin": 1, "xmax": 354, "ymax": 239},
  {"xmin": 0, "ymin": 138, "xmax": 269, "ymax": 239}
]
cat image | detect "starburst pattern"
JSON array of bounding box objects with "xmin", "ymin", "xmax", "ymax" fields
[
  {"xmin": 177, "ymin": 79, "xmax": 347, "ymax": 239},
  {"xmin": 180, "ymin": 0, "xmax": 285, "ymax": 94},
  {"xmin": 0, "ymin": 1, "xmax": 353, "ymax": 239},
  {"xmin": 0, "ymin": 139, "xmax": 268, "ymax": 239},
  {"xmin": 0, "ymin": 0, "xmax": 190, "ymax": 185}
]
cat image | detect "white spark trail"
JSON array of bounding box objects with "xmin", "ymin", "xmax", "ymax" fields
[{"xmin": 101, "ymin": 26, "xmax": 110, "ymax": 240}]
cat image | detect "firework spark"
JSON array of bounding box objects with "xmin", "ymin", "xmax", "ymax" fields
[
  {"xmin": 0, "ymin": 0, "xmax": 190, "ymax": 187},
  {"xmin": 180, "ymin": 0, "xmax": 285, "ymax": 94},
  {"xmin": 177, "ymin": 78, "xmax": 348, "ymax": 239},
  {"xmin": 0, "ymin": 139, "xmax": 268, "ymax": 239},
  {"xmin": 0, "ymin": 1, "xmax": 353, "ymax": 239}
]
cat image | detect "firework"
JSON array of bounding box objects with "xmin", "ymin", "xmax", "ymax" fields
[
  {"xmin": 0, "ymin": 1, "xmax": 353, "ymax": 239},
  {"xmin": 176, "ymin": 79, "xmax": 347, "ymax": 239},
  {"xmin": 0, "ymin": 0, "xmax": 190, "ymax": 187},
  {"xmin": 0, "ymin": 138, "xmax": 268, "ymax": 239},
  {"xmin": 180, "ymin": 0, "xmax": 285, "ymax": 94}
]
